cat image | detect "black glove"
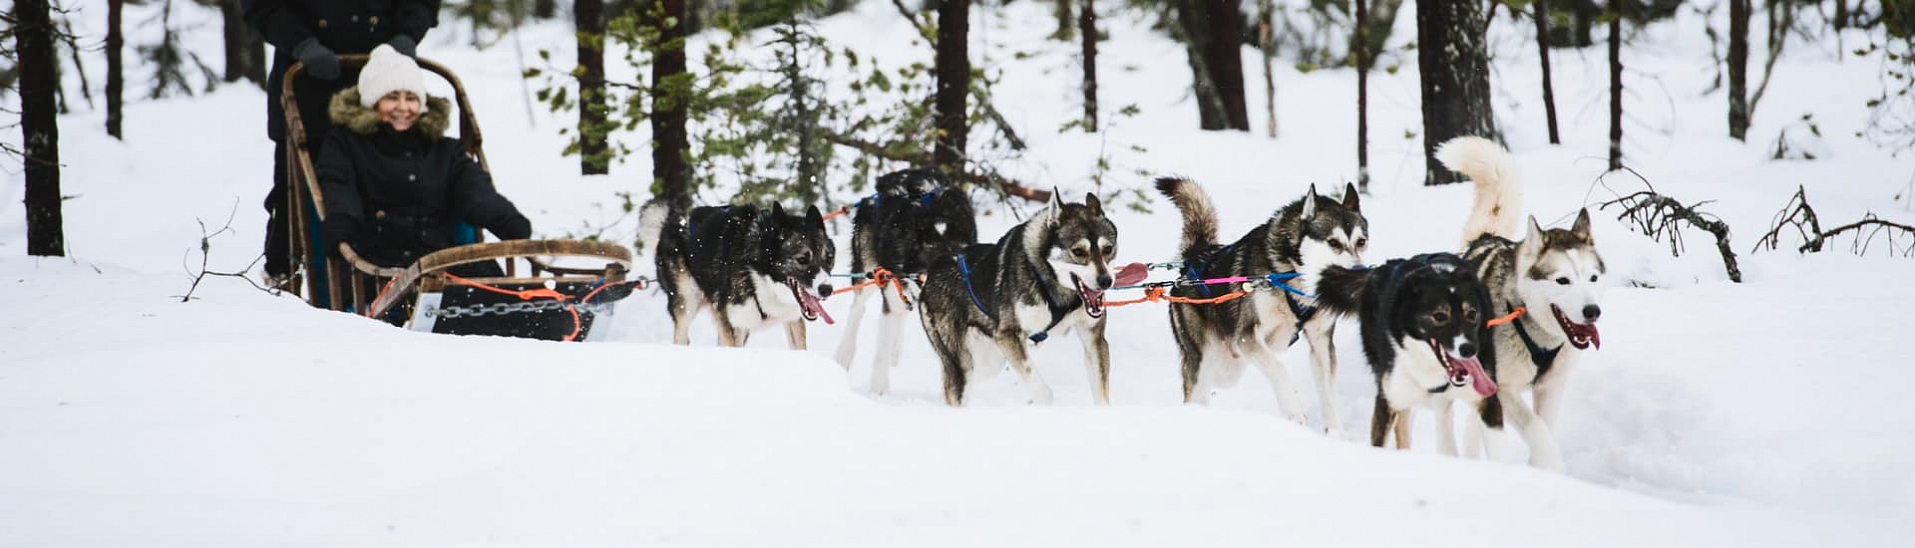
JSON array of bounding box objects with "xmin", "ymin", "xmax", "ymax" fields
[
  {"xmin": 493, "ymin": 216, "xmax": 533, "ymax": 241},
  {"xmin": 292, "ymin": 38, "xmax": 340, "ymax": 80},
  {"xmin": 387, "ymin": 34, "xmax": 419, "ymax": 57}
]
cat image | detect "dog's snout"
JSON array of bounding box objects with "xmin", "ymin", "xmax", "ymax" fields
[
  {"xmin": 1583, "ymin": 304, "xmax": 1602, "ymax": 322},
  {"xmin": 1458, "ymin": 342, "xmax": 1478, "ymax": 359}
]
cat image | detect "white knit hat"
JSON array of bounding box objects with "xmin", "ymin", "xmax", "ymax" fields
[{"xmin": 357, "ymin": 44, "xmax": 428, "ymax": 112}]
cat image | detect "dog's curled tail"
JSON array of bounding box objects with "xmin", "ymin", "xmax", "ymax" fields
[
  {"xmin": 1154, "ymin": 177, "xmax": 1219, "ymax": 255},
  {"xmin": 1298, "ymin": 263, "xmax": 1368, "ymax": 316},
  {"xmin": 1437, "ymin": 136, "xmax": 1521, "ymax": 246},
  {"xmin": 636, "ymin": 198, "xmax": 675, "ymax": 254}
]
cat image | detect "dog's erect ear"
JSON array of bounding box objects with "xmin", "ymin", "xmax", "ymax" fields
[
  {"xmin": 1341, "ymin": 182, "xmax": 1361, "ymax": 212},
  {"xmin": 806, "ymin": 204, "xmax": 824, "ymax": 227},
  {"xmin": 1519, "ymin": 216, "xmax": 1546, "ymax": 256},
  {"xmin": 771, "ymin": 202, "xmax": 788, "ymax": 220},
  {"xmin": 1085, "ymin": 192, "xmax": 1104, "ymax": 217},
  {"xmin": 1302, "ymin": 184, "xmax": 1319, "ymax": 219},
  {"xmin": 1051, "ymin": 187, "xmax": 1065, "ymax": 210},
  {"xmin": 1570, "ymin": 208, "xmax": 1593, "ymax": 243}
]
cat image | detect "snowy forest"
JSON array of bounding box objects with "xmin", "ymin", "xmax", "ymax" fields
[{"xmin": 3, "ymin": 0, "xmax": 1914, "ymax": 545}]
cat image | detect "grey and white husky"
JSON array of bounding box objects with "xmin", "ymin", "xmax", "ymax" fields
[
  {"xmin": 916, "ymin": 193, "xmax": 1118, "ymax": 406},
  {"xmin": 832, "ymin": 169, "xmax": 978, "ymax": 395},
  {"xmin": 1439, "ymin": 136, "xmax": 1607, "ymax": 471},
  {"xmin": 1156, "ymin": 178, "xmax": 1367, "ymax": 430},
  {"xmin": 638, "ymin": 198, "xmax": 836, "ymax": 349}
]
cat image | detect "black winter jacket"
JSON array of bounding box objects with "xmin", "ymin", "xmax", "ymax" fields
[
  {"xmin": 243, "ymin": 0, "xmax": 441, "ymax": 142},
  {"xmin": 318, "ymin": 88, "xmax": 531, "ymax": 268}
]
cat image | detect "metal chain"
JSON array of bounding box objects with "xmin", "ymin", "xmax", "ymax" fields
[{"xmin": 422, "ymin": 300, "xmax": 619, "ymax": 319}]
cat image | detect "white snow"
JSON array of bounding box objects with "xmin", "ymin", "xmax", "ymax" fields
[{"xmin": 4, "ymin": 1, "xmax": 1913, "ymax": 546}]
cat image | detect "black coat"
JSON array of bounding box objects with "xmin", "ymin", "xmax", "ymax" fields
[
  {"xmin": 318, "ymin": 89, "xmax": 531, "ymax": 268},
  {"xmin": 243, "ymin": 0, "xmax": 441, "ymax": 142}
]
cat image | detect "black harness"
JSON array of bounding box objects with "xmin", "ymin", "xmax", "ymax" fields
[
  {"xmin": 1509, "ymin": 309, "xmax": 1563, "ymax": 379},
  {"xmin": 1186, "ymin": 243, "xmax": 1320, "ymax": 346},
  {"xmin": 955, "ymin": 249, "xmax": 1078, "ymax": 344}
]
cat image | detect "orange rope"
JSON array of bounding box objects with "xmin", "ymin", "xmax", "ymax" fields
[
  {"xmin": 831, "ymin": 268, "xmax": 914, "ymax": 307},
  {"xmin": 820, "ymin": 205, "xmax": 853, "ymax": 221},
  {"xmin": 1105, "ymin": 286, "xmax": 1253, "ymax": 308},
  {"xmin": 1485, "ymin": 306, "xmax": 1526, "ymax": 328}
]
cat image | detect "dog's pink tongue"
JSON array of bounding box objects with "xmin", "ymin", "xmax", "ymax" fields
[
  {"xmin": 1586, "ymin": 324, "xmax": 1602, "ymax": 350},
  {"xmin": 799, "ymin": 289, "xmax": 834, "ymax": 325},
  {"xmin": 1114, "ymin": 262, "xmax": 1150, "ymax": 287},
  {"xmin": 1456, "ymin": 355, "xmax": 1496, "ymax": 397}
]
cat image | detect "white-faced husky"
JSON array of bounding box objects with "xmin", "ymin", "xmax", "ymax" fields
[
  {"xmin": 916, "ymin": 193, "xmax": 1118, "ymax": 406},
  {"xmin": 1439, "ymin": 136, "xmax": 1607, "ymax": 471},
  {"xmin": 1156, "ymin": 178, "xmax": 1367, "ymax": 430},
  {"xmin": 1303, "ymin": 253, "xmax": 1502, "ymax": 454},
  {"xmin": 833, "ymin": 169, "xmax": 978, "ymax": 395}
]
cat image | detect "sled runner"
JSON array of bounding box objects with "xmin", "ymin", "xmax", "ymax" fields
[{"xmin": 276, "ymin": 55, "xmax": 635, "ymax": 341}]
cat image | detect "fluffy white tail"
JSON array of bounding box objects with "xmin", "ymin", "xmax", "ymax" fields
[
  {"xmin": 1437, "ymin": 136, "xmax": 1520, "ymax": 245},
  {"xmin": 636, "ymin": 199, "xmax": 672, "ymax": 254}
]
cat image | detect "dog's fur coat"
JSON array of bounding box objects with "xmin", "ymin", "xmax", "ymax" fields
[
  {"xmin": 833, "ymin": 169, "xmax": 978, "ymax": 395},
  {"xmin": 639, "ymin": 199, "xmax": 836, "ymax": 349}
]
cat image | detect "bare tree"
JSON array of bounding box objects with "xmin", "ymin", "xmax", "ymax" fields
[
  {"xmin": 1416, "ymin": 0, "xmax": 1497, "ymax": 185},
  {"xmin": 15, "ymin": 0, "xmax": 66, "ymax": 256},
  {"xmin": 578, "ymin": 0, "xmax": 609, "ymax": 175},
  {"xmin": 1170, "ymin": 0, "xmax": 1249, "ymax": 131},
  {"xmin": 1081, "ymin": 0, "xmax": 1099, "ymax": 131},
  {"xmin": 536, "ymin": 0, "xmax": 558, "ymax": 19},
  {"xmin": 1053, "ymin": 0, "xmax": 1075, "ymax": 40},
  {"xmin": 1258, "ymin": 0, "xmax": 1275, "ymax": 138},
  {"xmin": 1608, "ymin": 5, "xmax": 1623, "ymax": 172},
  {"xmin": 1535, "ymin": 0, "xmax": 1561, "ymax": 144},
  {"xmin": 1729, "ymin": 0, "xmax": 1750, "ymax": 140},
  {"xmin": 1356, "ymin": 0, "xmax": 1371, "ymax": 190},
  {"xmin": 108, "ymin": 0, "xmax": 125, "ymax": 139},
  {"xmin": 213, "ymin": 0, "xmax": 265, "ymax": 85},
  {"xmin": 934, "ymin": 0, "xmax": 971, "ymax": 173}
]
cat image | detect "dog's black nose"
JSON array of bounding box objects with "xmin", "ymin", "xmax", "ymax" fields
[
  {"xmin": 817, "ymin": 283, "xmax": 834, "ymax": 296},
  {"xmin": 1097, "ymin": 275, "xmax": 1113, "ymax": 289},
  {"xmin": 1583, "ymin": 304, "xmax": 1602, "ymax": 322},
  {"xmin": 1458, "ymin": 342, "xmax": 1477, "ymax": 358}
]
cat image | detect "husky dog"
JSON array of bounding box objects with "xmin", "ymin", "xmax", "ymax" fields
[
  {"xmin": 638, "ymin": 199, "xmax": 836, "ymax": 349},
  {"xmin": 1303, "ymin": 253, "xmax": 1501, "ymax": 454},
  {"xmin": 833, "ymin": 169, "xmax": 979, "ymax": 395},
  {"xmin": 1438, "ymin": 136, "xmax": 1606, "ymax": 471},
  {"xmin": 1156, "ymin": 178, "xmax": 1366, "ymax": 430},
  {"xmin": 917, "ymin": 193, "xmax": 1118, "ymax": 406}
]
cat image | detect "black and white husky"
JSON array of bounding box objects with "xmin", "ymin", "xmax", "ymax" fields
[
  {"xmin": 1303, "ymin": 253, "xmax": 1502, "ymax": 454},
  {"xmin": 833, "ymin": 169, "xmax": 978, "ymax": 395},
  {"xmin": 638, "ymin": 199, "xmax": 836, "ymax": 349},
  {"xmin": 1156, "ymin": 178, "xmax": 1367, "ymax": 430},
  {"xmin": 917, "ymin": 193, "xmax": 1118, "ymax": 406},
  {"xmin": 1439, "ymin": 136, "xmax": 1607, "ymax": 471}
]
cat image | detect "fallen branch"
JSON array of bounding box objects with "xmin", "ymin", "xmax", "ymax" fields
[
  {"xmin": 177, "ymin": 201, "xmax": 279, "ymax": 302},
  {"xmin": 1600, "ymin": 189, "xmax": 1743, "ymax": 283},
  {"xmin": 1756, "ymin": 185, "xmax": 1915, "ymax": 257}
]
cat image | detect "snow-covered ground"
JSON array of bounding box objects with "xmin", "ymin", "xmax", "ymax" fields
[{"xmin": 4, "ymin": 1, "xmax": 1913, "ymax": 545}]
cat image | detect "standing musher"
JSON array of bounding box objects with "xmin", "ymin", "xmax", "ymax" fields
[{"xmin": 243, "ymin": 0, "xmax": 442, "ymax": 286}]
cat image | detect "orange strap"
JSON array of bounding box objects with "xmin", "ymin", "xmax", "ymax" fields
[
  {"xmin": 1485, "ymin": 306, "xmax": 1526, "ymax": 328},
  {"xmin": 831, "ymin": 268, "xmax": 914, "ymax": 307},
  {"xmin": 820, "ymin": 205, "xmax": 852, "ymax": 221},
  {"xmin": 1105, "ymin": 286, "xmax": 1252, "ymax": 308}
]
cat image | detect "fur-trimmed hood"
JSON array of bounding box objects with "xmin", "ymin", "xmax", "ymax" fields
[{"xmin": 329, "ymin": 87, "xmax": 453, "ymax": 139}]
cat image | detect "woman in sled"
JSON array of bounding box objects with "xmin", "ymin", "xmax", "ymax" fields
[{"xmin": 316, "ymin": 44, "xmax": 531, "ymax": 277}]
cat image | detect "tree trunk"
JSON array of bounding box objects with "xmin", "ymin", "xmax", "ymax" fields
[
  {"xmin": 1834, "ymin": 0, "xmax": 1847, "ymax": 30},
  {"xmin": 1608, "ymin": 10, "xmax": 1623, "ymax": 172},
  {"xmin": 652, "ymin": 0, "xmax": 691, "ymax": 202},
  {"xmin": 1258, "ymin": 0, "xmax": 1275, "ymax": 138},
  {"xmin": 934, "ymin": 0, "xmax": 971, "ymax": 174},
  {"xmin": 1416, "ymin": 0, "xmax": 1497, "ymax": 185},
  {"xmin": 1355, "ymin": 0, "xmax": 1370, "ymax": 191},
  {"xmin": 578, "ymin": 0, "xmax": 609, "ymax": 175},
  {"xmin": 536, "ymin": 0, "xmax": 558, "ymax": 19},
  {"xmin": 1081, "ymin": 0, "xmax": 1099, "ymax": 132},
  {"xmin": 17, "ymin": 0, "xmax": 66, "ymax": 256},
  {"xmin": 1728, "ymin": 0, "xmax": 1750, "ymax": 140},
  {"xmin": 1170, "ymin": 0, "xmax": 1248, "ymax": 131},
  {"xmin": 219, "ymin": 0, "xmax": 266, "ymax": 86},
  {"xmin": 1535, "ymin": 0, "xmax": 1561, "ymax": 144},
  {"xmin": 1570, "ymin": 0, "xmax": 1594, "ymax": 48},
  {"xmin": 1202, "ymin": 0, "xmax": 1248, "ymax": 130},
  {"xmin": 1053, "ymin": 0, "xmax": 1075, "ymax": 40},
  {"xmin": 107, "ymin": 0, "xmax": 124, "ymax": 139}
]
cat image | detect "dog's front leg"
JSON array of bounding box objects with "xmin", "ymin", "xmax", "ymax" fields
[
  {"xmin": 785, "ymin": 320, "xmax": 807, "ymax": 351},
  {"xmin": 711, "ymin": 308, "xmax": 745, "ymax": 347},
  {"xmin": 1434, "ymin": 400, "xmax": 1459, "ymax": 457},
  {"xmin": 1369, "ymin": 394, "xmax": 1394, "ymax": 448},
  {"xmin": 1533, "ymin": 374, "xmax": 1569, "ymax": 426},
  {"xmin": 833, "ymin": 285, "xmax": 873, "ymax": 369},
  {"xmin": 870, "ymin": 299, "xmax": 908, "ymax": 396},
  {"xmin": 1242, "ymin": 338, "xmax": 1308, "ymax": 424},
  {"xmin": 995, "ymin": 329, "xmax": 1053, "ymax": 405},
  {"xmin": 1303, "ymin": 319, "xmax": 1342, "ymax": 435},
  {"xmin": 1078, "ymin": 319, "xmax": 1111, "ymax": 405},
  {"xmin": 1499, "ymin": 389, "xmax": 1566, "ymax": 471},
  {"xmin": 1392, "ymin": 408, "xmax": 1414, "ymax": 450}
]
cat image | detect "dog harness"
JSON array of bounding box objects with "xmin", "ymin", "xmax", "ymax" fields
[
  {"xmin": 954, "ymin": 252, "xmax": 1077, "ymax": 344},
  {"xmin": 1508, "ymin": 309, "xmax": 1563, "ymax": 379},
  {"xmin": 1184, "ymin": 243, "xmax": 1319, "ymax": 346}
]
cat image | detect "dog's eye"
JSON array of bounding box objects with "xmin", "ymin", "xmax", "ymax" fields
[
  {"xmin": 1328, "ymin": 241, "xmax": 1346, "ymax": 252},
  {"xmin": 1354, "ymin": 237, "xmax": 1367, "ymax": 249},
  {"xmin": 1101, "ymin": 244, "xmax": 1114, "ymax": 256},
  {"xmin": 1589, "ymin": 275, "xmax": 1599, "ymax": 283},
  {"xmin": 1430, "ymin": 311, "xmax": 1450, "ymax": 324},
  {"xmin": 1555, "ymin": 277, "xmax": 1571, "ymax": 286},
  {"xmin": 1072, "ymin": 248, "xmax": 1089, "ymax": 258},
  {"xmin": 1464, "ymin": 309, "xmax": 1478, "ymax": 321}
]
